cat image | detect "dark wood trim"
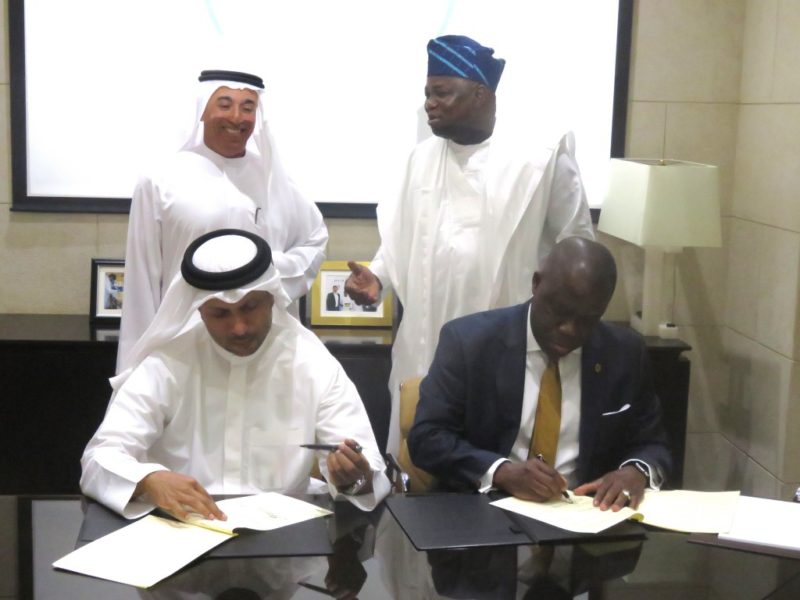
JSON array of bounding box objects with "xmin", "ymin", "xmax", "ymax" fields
[
  {"xmin": 8, "ymin": 0, "xmax": 29, "ymax": 211},
  {"xmin": 316, "ymin": 203, "xmax": 377, "ymax": 219},
  {"xmin": 611, "ymin": 0, "xmax": 634, "ymax": 158}
]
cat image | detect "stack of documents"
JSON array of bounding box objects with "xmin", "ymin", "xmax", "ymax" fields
[
  {"xmin": 491, "ymin": 490, "xmax": 741, "ymax": 535},
  {"xmin": 53, "ymin": 493, "xmax": 332, "ymax": 589},
  {"xmin": 718, "ymin": 495, "xmax": 800, "ymax": 553}
]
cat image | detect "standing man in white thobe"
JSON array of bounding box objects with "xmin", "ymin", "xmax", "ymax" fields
[
  {"xmin": 118, "ymin": 69, "xmax": 328, "ymax": 373},
  {"xmin": 82, "ymin": 229, "xmax": 388, "ymax": 519},
  {"xmin": 345, "ymin": 35, "xmax": 595, "ymax": 452}
]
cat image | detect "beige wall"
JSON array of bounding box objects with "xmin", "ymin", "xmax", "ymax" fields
[
  {"xmin": 2, "ymin": 1, "xmax": 799, "ymax": 498},
  {"xmin": 614, "ymin": 0, "xmax": 800, "ymax": 499}
]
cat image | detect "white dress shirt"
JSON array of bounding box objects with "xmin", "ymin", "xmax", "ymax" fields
[{"xmin": 480, "ymin": 305, "xmax": 581, "ymax": 490}]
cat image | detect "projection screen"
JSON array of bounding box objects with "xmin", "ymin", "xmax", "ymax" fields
[{"xmin": 10, "ymin": 0, "xmax": 630, "ymax": 216}]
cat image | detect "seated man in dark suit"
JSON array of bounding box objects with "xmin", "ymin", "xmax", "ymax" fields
[{"xmin": 408, "ymin": 237, "xmax": 671, "ymax": 511}]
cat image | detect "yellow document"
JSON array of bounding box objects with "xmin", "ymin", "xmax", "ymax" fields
[
  {"xmin": 183, "ymin": 492, "xmax": 332, "ymax": 534},
  {"xmin": 492, "ymin": 494, "xmax": 637, "ymax": 534},
  {"xmin": 635, "ymin": 490, "xmax": 740, "ymax": 533},
  {"xmin": 53, "ymin": 493, "xmax": 333, "ymax": 588},
  {"xmin": 491, "ymin": 489, "xmax": 741, "ymax": 534},
  {"xmin": 52, "ymin": 515, "xmax": 230, "ymax": 588}
]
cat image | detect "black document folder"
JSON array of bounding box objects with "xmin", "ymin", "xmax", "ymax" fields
[
  {"xmin": 77, "ymin": 497, "xmax": 333, "ymax": 557},
  {"xmin": 387, "ymin": 493, "xmax": 646, "ymax": 550},
  {"xmin": 386, "ymin": 493, "xmax": 531, "ymax": 550}
]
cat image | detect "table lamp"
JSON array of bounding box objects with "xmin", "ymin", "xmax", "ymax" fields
[{"xmin": 598, "ymin": 158, "xmax": 721, "ymax": 338}]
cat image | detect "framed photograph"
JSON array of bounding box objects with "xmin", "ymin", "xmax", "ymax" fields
[
  {"xmin": 90, "ymin": 259, "xmax": 125, "ymax": 325},
  {"xmin": 310, "ymin": 261, "xmax": 393, "ymax": 328}
]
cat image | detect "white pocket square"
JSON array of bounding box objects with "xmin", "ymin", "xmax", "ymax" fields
[{"xmin": 602, "ymin": 403, "xmax": 631, "ymax": 416}]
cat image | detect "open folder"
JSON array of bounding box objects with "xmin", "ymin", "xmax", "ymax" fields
[{"xmin": 54, "ymin": 493, "xmax": 333, "ymax": 589}]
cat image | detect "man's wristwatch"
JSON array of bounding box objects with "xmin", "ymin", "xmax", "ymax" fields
[{"xmin": 341, "ymin": 474, "xmax": 368, "ymax": 496}]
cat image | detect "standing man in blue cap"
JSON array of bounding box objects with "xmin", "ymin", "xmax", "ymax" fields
[{"xmin": 345, "ymin": 35, "xmax": 595, "ymax": 452}]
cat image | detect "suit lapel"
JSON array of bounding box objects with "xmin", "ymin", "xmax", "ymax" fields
[
  {"xmin": 578, "ymin": 325, "xmax": 610, "ymax": 481},
  {"xmin": 494, "ymin": 302, "xmax": 530, "ymax": 455}
]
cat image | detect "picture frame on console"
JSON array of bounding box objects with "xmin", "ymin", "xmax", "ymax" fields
[
  {"xmin": 310, "ymin": 261, "xmax": 393, "ymax": 328},
  {"xmin": 90, "ymin": 259, "xmax": 125, "ymax": 325}
]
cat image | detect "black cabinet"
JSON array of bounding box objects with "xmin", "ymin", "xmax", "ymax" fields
[
  {"xmin": 639, "ymin": 335, "xmax": 691, "ymax": 488},
  {"xmin": 0, "ymin": 316, "xmax": 393, "ymax": 494},
  {"xmin": 0, "ymin": 316, "xmax": 688, "ymax": 493},
  {"xmin": 0, "ymin": 316, "xmax": 116, "ymax": 494}
]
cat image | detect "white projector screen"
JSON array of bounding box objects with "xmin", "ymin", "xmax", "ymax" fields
[{"xmin": 11, "ymin": 0, "xmax": 628, "ymax": 215}]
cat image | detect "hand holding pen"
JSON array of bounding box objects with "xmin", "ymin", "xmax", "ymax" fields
[
  {"xmin": 492, "ymin": 454, "xmax": 572, "ymax": 503},
  {"xmin": 302, "ymin": 439, "xmax": 372, "ymax": 495},
  {"xmin": 535, "ymin": 453, "xmax": 573, "ymax": 503}
]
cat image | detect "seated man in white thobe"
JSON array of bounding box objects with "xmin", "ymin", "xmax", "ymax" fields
[
  {"xmin": 345, "ymin": 35, "xmax": 594, "ymax": 452},
  {"xmin": 81, "ymin": 229, "xmax": 389, "ymax": 520},
  {"xmin": 117, "ymin": 69, "xmax": 328, "ymax": 373}
]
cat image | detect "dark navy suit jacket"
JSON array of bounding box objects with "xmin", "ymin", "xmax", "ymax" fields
[{"xmin": 407, "ymin": 301, "xmax": 672, "ymax": 490}]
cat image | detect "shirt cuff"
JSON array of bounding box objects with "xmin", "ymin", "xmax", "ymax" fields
[
  {"xmin": 620, "ymin": 459, "xmax": 663, "ymax": 490},
  {"xmin": 479, "ymin": 458, "xmax": 511, "ymax": 493}
]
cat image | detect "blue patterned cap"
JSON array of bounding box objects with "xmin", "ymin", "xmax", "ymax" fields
[{"xmin": 427, "ymin": 35, "xmax": 505, "ymax": 91}]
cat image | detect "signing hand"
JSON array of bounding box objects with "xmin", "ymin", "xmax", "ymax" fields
[
  {"xmin": 492, "ymin": 459, "xmax": 568, "ymax": 502},
  {"xmin": 573, "ymin": 465, "xmax": 647, "ymax": 511},
  {"xmin": 344, "ymin": 261, "xmax": 381, "ymax": 306},
  {"xmin": 327, "ymin": 439, "xmax": 373, "ymax": 495},
  {"xmin": 135, "ymin": 470, "xmax": 225, "ymax": 521}
]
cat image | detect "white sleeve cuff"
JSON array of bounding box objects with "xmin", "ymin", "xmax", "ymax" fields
[
  {"xmin": 620, "ymin": 459, "xmax": 663, "ymax": 490},
  {"xmin": 479, "ymin": 458, "xmax": 511, "ymax": 493}
]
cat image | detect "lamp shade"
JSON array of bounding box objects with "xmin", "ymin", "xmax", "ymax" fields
[{"xmin": 598, "ymin": 159, "xmax": 721, "ymax": 248}]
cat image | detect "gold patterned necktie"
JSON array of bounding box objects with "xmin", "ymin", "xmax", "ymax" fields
[{"xmin": 529, "ymin": 361, "xmax": 562, "ymax": 465}]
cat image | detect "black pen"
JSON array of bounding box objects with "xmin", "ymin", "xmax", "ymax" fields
[
  {"xmin": 300, "ymin": 443, "xmax": 363, "ymax": 453},
  {"xmin": 535, "ymin": 453, "xmax": 573, "ymax": 503}
]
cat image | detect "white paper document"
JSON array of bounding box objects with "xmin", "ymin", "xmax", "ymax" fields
[
  {"xmin": 53, "ymin": 515, "xmax": 230, "ymax": 588},
  {"xmin": 53, "ymin": 493, "xmax": 333, "ymax": 588},
  {"xmin": 718, "ymin": 495, "xmax": 800, "ymax": 552}
]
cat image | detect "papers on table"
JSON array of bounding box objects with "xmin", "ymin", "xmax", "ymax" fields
[
  {"xmin": 53, "ymin": 515, "xmax": 229, "ymax": 589},
  {"xmin": 53, "ymin": 493, "xmax": 332, "ymax": 589},
  {"xmin": 184, "ymin": 492, "xmax": 333, "ymax": 534},
  {"xmin": 492, "ymin": 494, "xmax": 637, "ymax": 534},
  {"xmin": 491, "ymin": 490, "xmax": 741, "ymax": 535},
  {"xmin": 635, "ymin": 490, "xmax": 740, "ymax": 533},
  {"xmin": 718, "ymin": 495, "xmax": 800, "ymax": 552}
]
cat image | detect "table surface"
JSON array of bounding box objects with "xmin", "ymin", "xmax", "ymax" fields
[{"xmin": 8, "ymin": 495, "xmax": 800, "ymax": 600}]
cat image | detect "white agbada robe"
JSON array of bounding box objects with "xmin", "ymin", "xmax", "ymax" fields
[
  {"xmin": 82, "ymin": 235, "xmax": 388, "ymax": 518},
  {"xmin": 118, "ymin": 77, "xmax": 328, "ymax": 373},
  {"xmin": 370, "ymin": 130, "xmax": 594, "ymax": 452}
]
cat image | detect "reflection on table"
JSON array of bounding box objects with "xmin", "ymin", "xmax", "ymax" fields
[{"xmin": 9, "ymin": 495, "xmax": 800, "ymax": 599}]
